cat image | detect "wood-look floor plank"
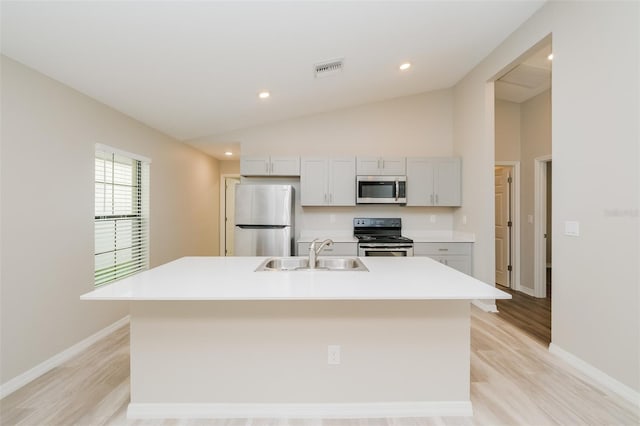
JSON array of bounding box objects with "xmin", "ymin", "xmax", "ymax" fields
[{"xmin": 1, "ymin": 305, "xmax": 638, "ymax": 426}]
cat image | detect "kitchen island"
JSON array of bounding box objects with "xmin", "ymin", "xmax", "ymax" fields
[{"xmin": 81, "ymin": 256, "xmax": 510, "ymax": 419}]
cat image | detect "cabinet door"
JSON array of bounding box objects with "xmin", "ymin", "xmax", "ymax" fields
[
  {"xmin": 270, "ymin": 156, "xmax": 300, "ymax": 176},
  {"xmin": 356, "ymin": 157, "xmax": 383, "ymax": 175},
  {"xmin": 240, "ymin": 156, "xmax": 270, "ymax": 176},
  {"xmin": 434, "ymin": 158, "xmax": 461, "ymax": 206},
  {"xmin": 379, "ymin": 157, "xmax": 406, "ymax": 175},
  {"xmin": 406, "ymin": 158, "xmax": 435, "ymax": 206},
  {"xmin": 329, "ymin": 157, "xmax": 356, "ymax": 206},
  {"xmin": 300, "ymin": 158, "xmax": 328, "ymax": 206}
]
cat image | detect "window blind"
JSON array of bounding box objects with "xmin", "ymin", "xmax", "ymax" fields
[{"xmin": 94, "ymin": 148, "xmax": 149, "ymax": 287}]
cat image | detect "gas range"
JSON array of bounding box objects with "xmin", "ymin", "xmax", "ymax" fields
[{"xmin": 353, "ymin": 217, "xmax": 414, "ymax": 256}]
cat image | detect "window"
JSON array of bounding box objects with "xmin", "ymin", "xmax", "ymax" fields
[{"xmin": 94, "ymin": 145, "xmax": 150, "ymax": 287}]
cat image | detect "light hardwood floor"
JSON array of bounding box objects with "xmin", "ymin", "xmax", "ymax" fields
[{"xmin": 1, "ymin": 306, "xmax": 638, "ymax": 426}]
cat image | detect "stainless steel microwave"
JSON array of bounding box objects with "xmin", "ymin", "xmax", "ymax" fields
[{"xmin": 356, "ymin": 175, "xmax": 407, "ymax": 204}]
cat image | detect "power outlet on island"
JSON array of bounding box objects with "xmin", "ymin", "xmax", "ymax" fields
[{"xmin": 328, "ymin": 345, "xmax": 341, "ymax": 365}]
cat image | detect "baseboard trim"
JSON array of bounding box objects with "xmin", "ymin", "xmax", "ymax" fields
[
  {"xmin": 0, "ymin": 315, "xmax": 130, "ymax": 399},
  {"xmin": 472, "ymin": 299, "xmax": 497, "ymax": 313},
  {"xmin": 517, "ymin": 286, "xmax": 536, "ymax": 297},
  {"xmin": 549, "ymin": 343, "xmax": 640, "ymax": 408},
  {"xmin": 127, "ymin": 401, "xmax": 473, "ymax": 419}
]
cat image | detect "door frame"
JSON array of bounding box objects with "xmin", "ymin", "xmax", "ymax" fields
[
  {"xmin": 219, "ymin": 174, "xmax": 241, "ymax": 256},
  {"xmin": 534, "ymin": 155, "xmax": 551, "ymax": 298},
  {"xmin": 495, "ymin": 161, "xmax": 521, "ymax": 292}
]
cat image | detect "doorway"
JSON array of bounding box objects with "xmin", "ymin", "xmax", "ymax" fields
[
  {"xmin": 493, "ymin": 36, "xmax": 552, "ymax": 345},
  {"xmin": 220, "ymin": 176, "xmax": 240, "ymax": 256}
]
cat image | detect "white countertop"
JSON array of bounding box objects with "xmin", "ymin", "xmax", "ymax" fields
[
  {"xmin": 81, "ymin": 256, "xmax": 509, "ymax": 301},
  {"xmin": 297, "ymin": 231, "xmax": 475, "ymax": 244}
]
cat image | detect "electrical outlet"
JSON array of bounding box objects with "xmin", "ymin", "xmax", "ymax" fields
[
  {"xmin": 462, "ymin": 215, "xmax": 467, "ymax": 225},
  {"xmin": 328, "ymin": 345, "xmax": 341, "ymax": 365}
]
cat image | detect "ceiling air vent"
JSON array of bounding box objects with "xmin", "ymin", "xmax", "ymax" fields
[{"xmin": 314, "ymin": 58, "xmax": 344, "ymax": 78}]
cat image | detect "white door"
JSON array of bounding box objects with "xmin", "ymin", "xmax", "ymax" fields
[
  {"xmin": 495, "ymin": 166, "xmax": 511, "ymax": 287},
  {"xmin": 224, "ymin": 177, "xmax": 240, "ymax": 256}
]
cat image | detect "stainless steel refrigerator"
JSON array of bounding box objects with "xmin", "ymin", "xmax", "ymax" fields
[{"xmin": 234, "ymin": 185, "xmax": 294, "ymax": 256}]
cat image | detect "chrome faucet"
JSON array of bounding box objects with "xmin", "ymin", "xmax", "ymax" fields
[{"xmin": 308, "ymin": 238, "xmax": 333, "ymax": 269}]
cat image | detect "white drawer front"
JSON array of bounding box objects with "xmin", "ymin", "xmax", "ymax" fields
[{"xmin": 413, "ymin": 242, "xmax": 472, "ymax": 256}]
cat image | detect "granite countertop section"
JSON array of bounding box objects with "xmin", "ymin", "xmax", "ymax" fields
[{"xmin": 81, "ymin": 256, "xmax": 508, "ymax": 301}]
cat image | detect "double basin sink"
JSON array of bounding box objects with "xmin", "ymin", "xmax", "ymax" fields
[{"xmin": 256, "ymin": 256, "xmax": 369, "ymax": 272}]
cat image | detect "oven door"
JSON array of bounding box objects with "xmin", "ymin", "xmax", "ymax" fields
[{"xmin": 358, "ymin": 244, "xmax": 414, "ymax": 257}]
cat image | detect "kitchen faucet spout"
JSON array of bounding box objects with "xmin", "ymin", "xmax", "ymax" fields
[{"xmin": 308, "ymin": 238, "xmax": 333, "ymax": 269}]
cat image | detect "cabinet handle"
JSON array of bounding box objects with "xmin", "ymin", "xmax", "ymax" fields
[
  {"xmin": 444, "ymin": 259, "xmax": 448, "ymax": 265},
  {"xmin": 435, "ymin": 194, "xmax": 439, "ymax": 204},
  {"xmin": 430, "ymin": 194, "xmax": 434, "ymax": 204},
  {"xmin": 266, "ymin": 162, "xmax": 270, "ymax": 173},
  {"xmin": 329, "ymin": 193, "xmax": 333, "ymax": 203},
  {"xmin": 381, "ymin": 159, "xmax": 385, "ymax": 169},
  {"xmin": 438, "ymin": 248, "xmax": 449, "ymax": 252}
]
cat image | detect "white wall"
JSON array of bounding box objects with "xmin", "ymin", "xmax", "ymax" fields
[
  {"xmin": 194, "ymin": 90, "xmax": 457, "ymax": 237},
  {"xmin": 453, "ymin": 1, "xmax": 639, "ymax": 394},
  {"xmin": 495, "ymin": 99, "xmax": 521, "ymax": 162},
  {"xmin": 0, "ymin": 56, "xmax": 220, "ymax": 385}
]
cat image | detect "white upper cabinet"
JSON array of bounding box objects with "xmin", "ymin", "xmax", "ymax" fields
[
  {"xmin": 406, "ymin": 158, "xmax": 461, "ymax": 206},
  {"xmin": 300, "ymin": 157, "xmax": 356, "ymax": 206},
  {"xmin": 240, "ymin": 156, "xmax": 300, "ymax": 176},
  {"xmin": 356, "ymin": 157, "xmax": 406, "ymax": 175}
]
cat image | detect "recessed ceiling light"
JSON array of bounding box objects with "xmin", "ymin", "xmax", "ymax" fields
[
  {"xmin": 224, "ymin": 151, "xmax": 233, "ymax": 156},
  {"xmin": 547, "ymin": 53, "xmax": 554, "ymax": 60},
  {"xmin": 399, "ymin": 62, "xmax": 411, "ymax": 71},
  {"xmin": 258, "ymin": 91, "xmax": 270, "ymax": 99}
]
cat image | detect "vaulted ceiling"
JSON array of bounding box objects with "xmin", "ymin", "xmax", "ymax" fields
[{"xmin": 1, "ymin": 1, "xmax": 545, "ymax": 157}]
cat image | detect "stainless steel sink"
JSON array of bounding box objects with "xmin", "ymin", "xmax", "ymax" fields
[{"xmin": 255, "ymin": 256, "xmax": 368, "ymax": 272}]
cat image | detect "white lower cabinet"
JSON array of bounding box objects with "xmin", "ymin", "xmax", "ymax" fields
[
  {"xmin": 297, "ymin": 242, "xmax": 358, "ymax": 257},
  {"xmin": 413, "ymin": 242, "xmax": 472, "ymax": 275}
]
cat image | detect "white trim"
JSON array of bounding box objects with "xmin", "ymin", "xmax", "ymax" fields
[
  {"xmin": 549, "ymin": 343, "xmax": 640, "ymax": 408},
  {"xmin": 495, "ymin": 161, "xmax": 521, "ymax": 292},
  {"xmin": 517, "ymin": 286, "xmax": 536, "ymax": 297},
  {"xmin": 0, "ymin": 316, "xmax": 130, "ymax": 399},
  {"xmin": 219, "ymin": 174, "xmax": 241, "ymax": 256},
  {"xmin": 472, "ymin": 300, "xmax": 498, "ymax": 313},
  {"xmin": 127, "ymin": 401, "xmax": 473, "ymax": 419},
  {"xmin": 534, "ymin": 155, "xmax": 551, "ymax": 298},
  {"xmin": 95, "ymin": 143, "xmax": 151, "ymax": 164}
]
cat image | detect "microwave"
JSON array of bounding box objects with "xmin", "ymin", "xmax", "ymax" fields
[{"xmin": 356, "ymin": 175, "xmax": 407, "ymax": 204}]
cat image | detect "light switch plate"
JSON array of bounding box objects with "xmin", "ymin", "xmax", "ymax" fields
[{"xmin": 565, "ymin": 221, "xmax": 580, "ymax": 237}]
